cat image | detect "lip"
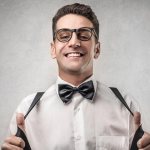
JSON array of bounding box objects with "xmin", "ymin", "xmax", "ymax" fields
[{"xmin": 64, "ymin": 52, "xmax": 85, "ymax": 58}]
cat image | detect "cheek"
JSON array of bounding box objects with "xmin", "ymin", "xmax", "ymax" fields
[
  {"xmin": 55, "ymin": 42, "xmax": 67, "ymax": 55},
  {"xmin": 86, "ymin": 43, "xmax": 96, "ymax": 57}
]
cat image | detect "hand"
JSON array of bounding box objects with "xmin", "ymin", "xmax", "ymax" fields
[
  {"xmin": 134, "ymin": 112, "xmax": 150, "ymax": 150},
  {"xmin": 1, "ymin": 113, "xmax": 25, "ymax": 150}
]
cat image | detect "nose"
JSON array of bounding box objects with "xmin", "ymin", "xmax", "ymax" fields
[{"xmin": 68, "ymin": 32, "xmax": 81, "ymax": 48}]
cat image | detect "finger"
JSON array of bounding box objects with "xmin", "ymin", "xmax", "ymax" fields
[
  {"xmin": 139, "ymin": 144, "xmax": 150, "ymax": 150},
  {"xmin": 16, "ymin": 113, "xmax": 25, "ymax": 132},
  {"xmin": 5, "ymin": 135, "xmax": 25, "ymax": 148},
  {"xmin": 138, "ymin": 132, "xmax": 150, "ymax": 149},
  {"xmin": 133, "ymin": 111, "xmax": 141, "ymax": 131},
  {"xmin": 1, "ymin": 142, "xmax": 24, "ymax": 150}
]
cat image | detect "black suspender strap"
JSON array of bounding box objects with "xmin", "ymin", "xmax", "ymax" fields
[
  {"xmin": 110, "ymin": 87, "xmax": 134, "ymax": 116},
  {"xmin": 24, "ymin": 92, "xmax": 44, "ymax": 119},
  {"xmin": 16, "ymin": 127, "xmax": 31, "ymax": 150},
  {"xmin": 16, "ymin": 92, "xmax": 44, "ymax": 150},
  {"xmin": 130, "ymin": 125, "xmax": 144, "ymax": 150},
  {"xmin": 110, "ymin": 87, "xmax": 144, "ymax": 150}
]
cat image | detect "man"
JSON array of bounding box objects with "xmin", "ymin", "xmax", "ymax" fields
[{"xmin": 1, "ymin": 3, "xmax": 150, "ymax": 150}]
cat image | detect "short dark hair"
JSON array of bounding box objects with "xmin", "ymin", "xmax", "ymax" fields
[{"xmin": 52, "ymin": 3, "xmax": 99, "ymax": 41}]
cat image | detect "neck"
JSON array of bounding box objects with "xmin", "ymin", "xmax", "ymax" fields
[{"xmin": 59, "ymin": 72, "xmax": 93, "ymax": 86}]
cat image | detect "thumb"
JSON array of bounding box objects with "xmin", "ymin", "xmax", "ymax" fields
[
  {"xmin": 133, "ymin": 111, "xmax": 141, "ymax": 131},
  {"xmin": 16, "ymin": 113, "xmax": 25, "ymax": 132}
]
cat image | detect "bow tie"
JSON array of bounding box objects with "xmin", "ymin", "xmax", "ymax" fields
[{"xmin": 58, "ymin": 80, "xmax": 95, "ymax": 104}]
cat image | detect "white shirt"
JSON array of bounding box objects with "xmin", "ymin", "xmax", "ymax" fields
[{"xmin": 10, "ymin": 76, "xmax": 139, "ymax": 150}]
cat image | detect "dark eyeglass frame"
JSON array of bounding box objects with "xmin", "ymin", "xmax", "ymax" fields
[{"xmin": 54, "ymin": 27, "xmax": 98, "ymax": 43}]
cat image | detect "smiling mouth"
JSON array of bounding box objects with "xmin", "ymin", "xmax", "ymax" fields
[{"xmin": 64, "ymin": 52, "xmax": 84, "ymax": 57}]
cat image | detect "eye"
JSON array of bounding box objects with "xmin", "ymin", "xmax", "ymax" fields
[
  {"xmin": 57, "ymin": 30, "xmax": 71, "ymax": 41},
  {"xmin": 60, "ymin": 33, "xmax": 70, "ymax": 39},
  {"xmin": 78, "ymin": 31, "xmax": 91, "ymax": 40}
]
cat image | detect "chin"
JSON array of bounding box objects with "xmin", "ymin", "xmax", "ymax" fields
[
  {"xmin": 59, "ymin": 63, "xmax": 92, "ymax": 75},
  {"xmin": 66, "ymin": 68, "xmax": 82, "ymax": 74}
]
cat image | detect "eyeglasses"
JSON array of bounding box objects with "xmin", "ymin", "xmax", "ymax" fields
[{"xmin": 54, "ymin": 27, "xmax": 98, "ymax": 43}]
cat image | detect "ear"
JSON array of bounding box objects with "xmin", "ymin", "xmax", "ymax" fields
[
  {"xmin": 51, "ymin": 42, "xmax": 56, "ymax": 59},
  {"xmin": 94, "ymin": 42, "xmax": 100, "ymax": 59}
]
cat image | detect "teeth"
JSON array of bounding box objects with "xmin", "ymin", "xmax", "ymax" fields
[{"xmin": 66, "ymin": 52, "xmax": 82, "ymax": 57}]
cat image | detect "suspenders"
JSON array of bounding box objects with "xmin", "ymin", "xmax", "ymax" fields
[
  {"xmin": 16, "ymin": 89, "xmax": 144, "ymax": 150},
  {"xmin": 110, "ymin": 87, "xmax": 144, "ymax": 150},
  {"xmin": 16, "ymin": 92, "xmax": 44, "ymax": 150}
]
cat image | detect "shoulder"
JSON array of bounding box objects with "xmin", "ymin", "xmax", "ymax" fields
[
  {"xmin": 9, "ymin": 83, "xmax": 56, "ymax": 134},
  {"xmin": 95, "ymin": 80, "xmax": 140, "ymax": 112},
  {"xmin": 16, "ymin": 93, "xmax": 37, "ymax": 115},
  {"xmin": 16, "ymin": 83, "xmax": 56, "ymax": 114}
]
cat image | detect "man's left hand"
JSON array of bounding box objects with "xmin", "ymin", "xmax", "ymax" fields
[{"xmin": 134, "ymin": 112, "xmax": 150, "ymax": 149}]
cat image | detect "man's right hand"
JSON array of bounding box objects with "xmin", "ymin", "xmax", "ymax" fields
[{"xmin": 1, "ymin": 113, "xmax": 25, "ymax": 150}]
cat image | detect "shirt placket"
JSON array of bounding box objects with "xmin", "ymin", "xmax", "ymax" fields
[{"xmin": 72, "ymin": 93, "xmax": 86, "ymax": 150}]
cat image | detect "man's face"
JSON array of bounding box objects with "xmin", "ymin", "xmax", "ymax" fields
[{"xmin": 51, "ymin": 14, "xmax": 100, "ymax": 77}]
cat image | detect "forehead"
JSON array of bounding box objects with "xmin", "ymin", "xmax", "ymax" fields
[{"xmin": 56, "ymin": 14, "xmax": 94, "ymax": 30}]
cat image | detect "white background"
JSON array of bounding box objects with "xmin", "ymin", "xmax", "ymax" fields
[{"xmin": 0, "ymin": 0, "xmax": 150, "ymax": 144}]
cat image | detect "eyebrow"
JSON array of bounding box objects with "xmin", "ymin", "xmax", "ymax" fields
[{"xmin": 56, "ymin": 27, "xmax": 94, "ymax": 30}]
